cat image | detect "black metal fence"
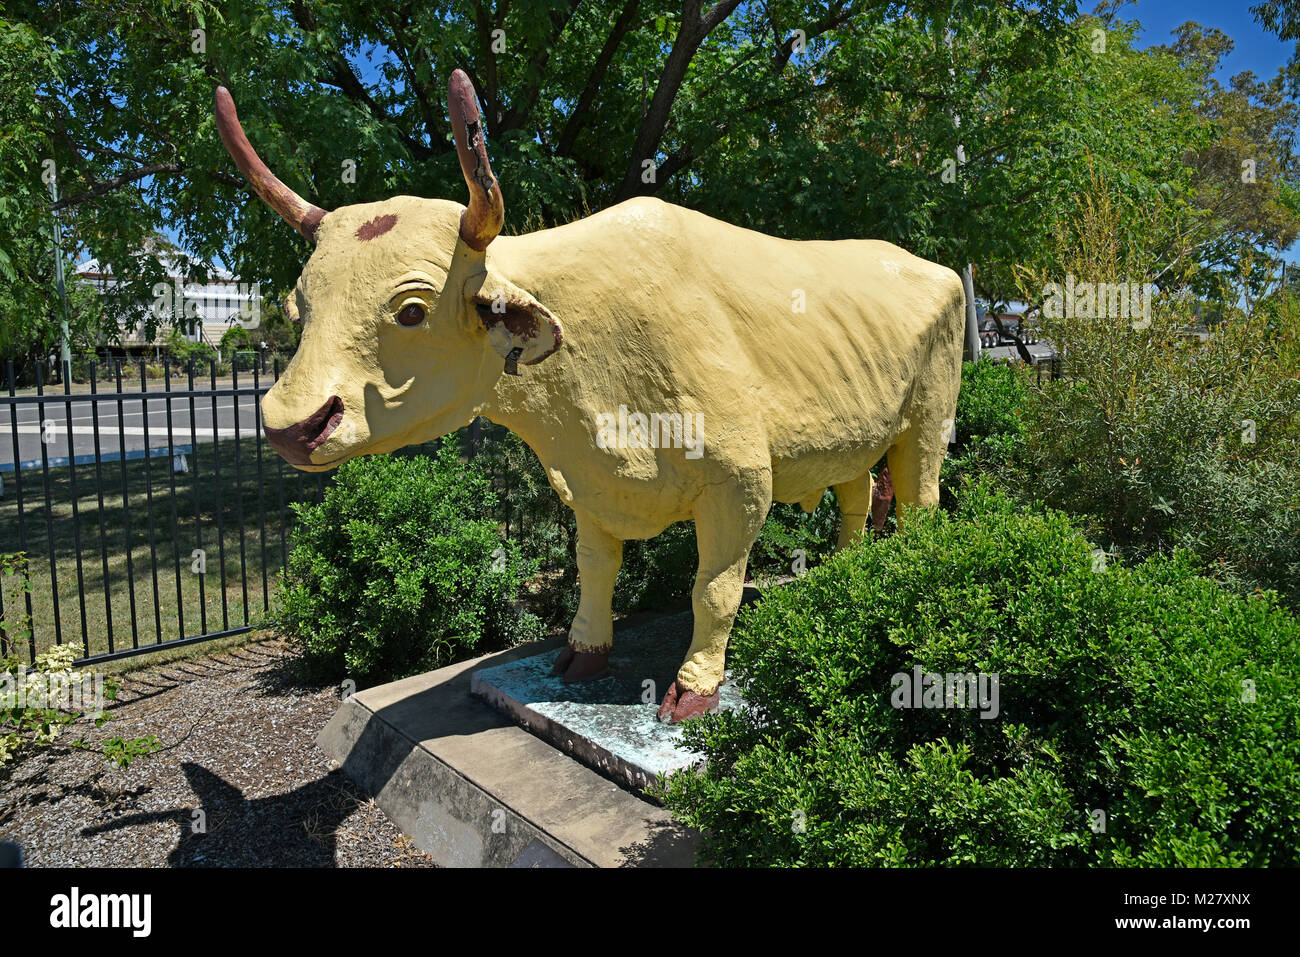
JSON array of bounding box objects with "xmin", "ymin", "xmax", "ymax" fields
[
  {"xmin": 1034, "ymin": 355, "xmax": 1063, "ymax": 384},
  {"xmin": 1, "ymin": 359, "xmax": 326, "ymax": 666},
  {"xmin": 1, "ymin": 350, "xmax": 1061, "ymax": 668}
]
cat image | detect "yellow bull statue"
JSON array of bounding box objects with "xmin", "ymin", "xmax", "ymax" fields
[{"xmin": 216, "ymin": 70, "xmax": 965, "ymax": 723}]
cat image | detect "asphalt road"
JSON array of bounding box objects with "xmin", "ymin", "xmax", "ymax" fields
[
  {"xmin": 1, "ymin": 393, "xmax": 263, "ymax": 468},
  {"xmin": 981, "ymin": 342, "xmax": 1057, "ymax": 364}
]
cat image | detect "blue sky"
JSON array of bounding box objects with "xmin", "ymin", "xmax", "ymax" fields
[
  {"xmin": 1126, "ymin": 0, "xmax": 1293, "ymax": 81},
  {"xmin": 1127, "ymin": 1, "xmax": 1298, "ymax": 263}
]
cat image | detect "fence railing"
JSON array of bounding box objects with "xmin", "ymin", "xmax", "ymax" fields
[
  {"xmin": 1035, "ymin": 355, "xmax": 1063, "ymax": 385},
  {"xmin": 1, "ymin": 358, "xmax": 327, "ymax": 666},
  {"xmin": 2, "ymin": 350, "xmax": 1059, "ymax": 668}
]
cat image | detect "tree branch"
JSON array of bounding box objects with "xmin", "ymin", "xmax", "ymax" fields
[
  {"xmin": 289, "ymin": 1, "xmax": 434, "ymax": 160},
  {"xmin": 624, "ymin": 1, "xmax": 860, "ymax": 196},
  {"xmin": 51, "ymin": 163, "xmax": 182, "ymax": 210},
  {"xmin": 500, "ymin": 0, "xmax": 584, "ymax": 132},
  {"xmin": 615, "ymin": 0, "xmax": 744, "ymax": 200},
  {"xmin": 386, "ymin": 5, "xmax": 443, "ymax": 150},
  {"xmin": 556, "ymin": 0, "xmax": 643, "ymax": 157}
]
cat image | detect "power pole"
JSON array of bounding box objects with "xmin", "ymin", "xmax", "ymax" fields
[
  {"xmin": 961, "ymin": 264, "xmax": 979, "ymax": 363},
  {"xmin": 47, "ymin": 168, "xmax": 72, "ymax": 378},
  {"xmin": 945, "ymin": 8, "xmax": 980, "ymax": 364}
]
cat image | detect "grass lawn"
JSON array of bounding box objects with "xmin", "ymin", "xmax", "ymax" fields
[{"xmin": 1, "ymin": 435, "xmax": 329, "ymax": 664}]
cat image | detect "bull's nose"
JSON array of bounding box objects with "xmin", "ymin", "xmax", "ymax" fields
[{"xmin": 264, "ymin": 395, "xmax": 344, "ymax": 466}]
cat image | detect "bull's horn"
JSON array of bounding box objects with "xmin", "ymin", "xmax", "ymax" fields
[
  {"xmin": 214, "ymin": 87, "xmax": 327, "ymax": 242},
  {"xmin": 447, "ymin": 69, "xmax": 504, "ymax": 251}
]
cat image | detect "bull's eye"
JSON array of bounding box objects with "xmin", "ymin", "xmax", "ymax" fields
[{"xmin": 397, "ymin": 303, "xmax": 426, "ymax": 327}]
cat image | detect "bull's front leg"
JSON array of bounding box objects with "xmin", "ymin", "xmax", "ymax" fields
[
  {"xmin": 658, "ymin": 474, "xmax": 770, "ymax": 724},
  {"xmin": 552, "ymin": 512, "xmax": 623, "ymax": 683}
]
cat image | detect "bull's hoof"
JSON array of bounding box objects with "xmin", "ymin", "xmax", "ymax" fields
[
  {"xmin": 656, "ymin": 680, "xmax": 720, "ymax": 724},
  {"xmin": 551, "ymin": 644, "xmax": 611, "ymax": 683}
]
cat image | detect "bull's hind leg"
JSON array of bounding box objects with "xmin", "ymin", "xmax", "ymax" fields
[
  {"xmin": 553, "ymin": 511, "xmax": 623, "ymax": 683},
  {"xmin": 888, "ymin": 299, "xmax": 963, "ymax": 518},
  {"xmin": 885, "ymin": 416, "xmax": 951, "ymax": 517},
  {"xmin": 658, "ymin": 471, "xmax": 771, "ymax": 724},
  {"xmin": 833, "ymin": 472, "xmax": 874, "ymax": 551}
]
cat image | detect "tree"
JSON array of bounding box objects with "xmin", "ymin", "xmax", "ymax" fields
[
  {"xmin": 6, "ymin": 0, "xmax": 1297, "ymax": 346},
  {"xmin": 2, "ymin": 0, "xmax": 1079, "ymax": 331},
  {"xmin": 1161, "ymin": 22, "xmax": 1300, "ymax": 306},
  {"xmin": 1252, "ymin": 0, "xmax": 1300, "ymax": 96}
]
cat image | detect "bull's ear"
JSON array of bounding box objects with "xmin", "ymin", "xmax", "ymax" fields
[{"xmin": 464, "ymin": 274, "xmax": 563, "ymax": 371}]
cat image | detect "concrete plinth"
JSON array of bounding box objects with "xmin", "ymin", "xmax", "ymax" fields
[
  {"xmin": 316, "ymin": 633, "xmax": 698, "ymax": 868},
  {"xmin": 470, "ymin": 610, "xmax": 745, "ymax": 793}
]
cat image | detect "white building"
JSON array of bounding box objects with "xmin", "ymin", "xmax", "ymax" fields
[{"xmin": 75, "ymin": 240, "xmax": 264, "ymax": 354}]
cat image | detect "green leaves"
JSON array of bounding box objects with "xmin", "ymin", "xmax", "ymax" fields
[
  {"xmin": 1, "ymin": 605, "xmax": 160, "ymax": 772},
  {"xmin": 663, "ymin": 487, "xmax": 1300, "ymax": 867},
  {"xmin": 97, "ymin": 734, "xmax": 163, "ymax": 769},
  {"xmin": 277, "ymin": 437, "xmax": 542, "ymax": 684}
]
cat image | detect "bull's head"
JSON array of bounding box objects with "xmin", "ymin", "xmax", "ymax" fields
[{"xmin": 216, "ymin": 71, "xmax": 563, "ymax": 470}]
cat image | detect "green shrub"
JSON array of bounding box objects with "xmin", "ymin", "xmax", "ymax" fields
[
  {"xmin": 278, "ymin": 439, "xmax": 542, "ymax": 684},
  {"xmin": 749, "ymin": 497, "xmax": 839, "ymax": 578},
  {"xmin": 1018, "ymin": 326, "xmax": 1300, "ymax": 607},
  {"xmin": 941, "ymin": 358, "xmax": 1030, "ymax": 510},
  {"xmin": 615, "ymin": 522, "xmax": 699, "ymax": 613},
  {"xmin": 2, "ymin": 554, "xmax": 160, "ymax": 771},
  {"xmin": 219, "ymin": 325, "xmax": 252, "ymax": 353},
  {"xmin": 955, "ymin": 358, "xmax": 1030, "ymax": 447},
  {"xmin": 70, "ymin": 355, "xmax": 95, "ymax": 383},
  {"xmin": 1183, "ymin": 456, "xmax": 1300, "ymax": 603},
  {"xmin": 1011, "ymin": 172, "xmax": 1300, "ymax": 608},
  {"xmin": 663, "ymin": 484, "xmax": 1300, "ymax": 866},
  {"xmin": 164, "ymin": 329, "xmax": 218, "ymax": 371}
]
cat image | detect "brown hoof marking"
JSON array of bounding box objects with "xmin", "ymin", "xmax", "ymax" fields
[
  {"xmin": 657, "ymin": 680, "xmax": 721, "ymax": 724},
  {"xmin": 556, "ymin": 647, "xmax": 610, "ymax": 683}
]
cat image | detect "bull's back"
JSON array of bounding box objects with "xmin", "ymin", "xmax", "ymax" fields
[
  {"xmin": 702, "ymin": 226, "xmax": 962, "ymax": 460},
  {"xmin": 502, "ymin": 198, "xmax": 964, "ymax": 464}
]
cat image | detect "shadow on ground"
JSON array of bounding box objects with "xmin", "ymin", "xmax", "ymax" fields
[{"xmin": 79, "ymin": 762, "xmax": 362, "ymax": 867}]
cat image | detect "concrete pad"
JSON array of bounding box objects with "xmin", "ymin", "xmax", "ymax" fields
[
  {"xmin": 316, "ymin": 633, "xmax": 698, "ymax": 868},
  {"xmin": 470, "ymin": 610, "xmax": 746, "ymax": 792}
]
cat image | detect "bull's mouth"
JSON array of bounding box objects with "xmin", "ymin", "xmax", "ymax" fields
[
  {"xmin": 305, "ymin": 395, "xmax": 345, "ymax": 451},
  {"xmin": 264, "ymin": 395, "xmax": 345, "ymax": 466}
]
